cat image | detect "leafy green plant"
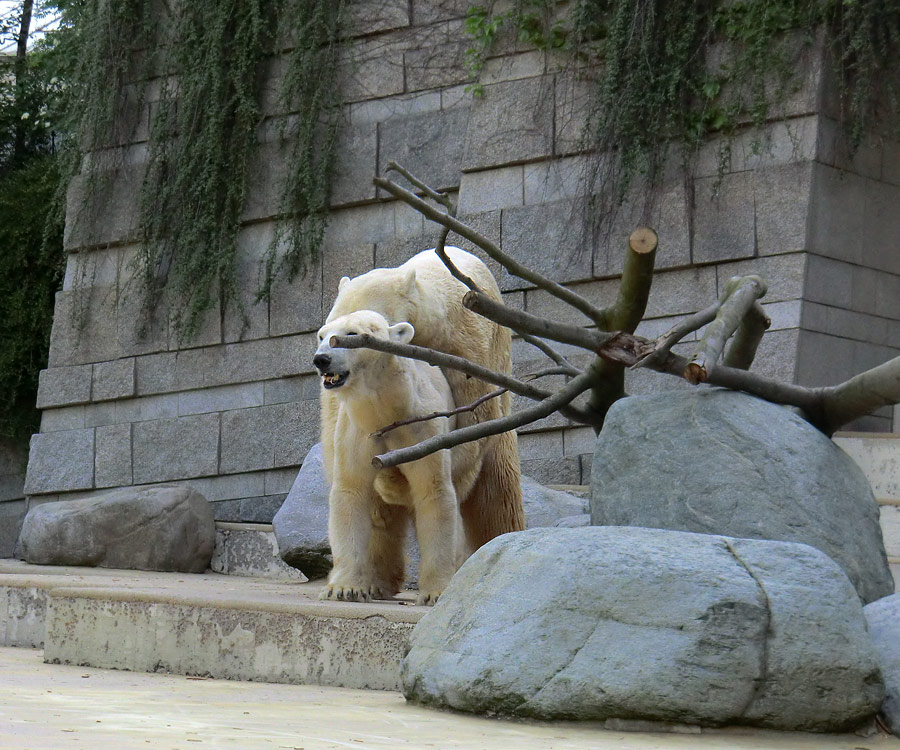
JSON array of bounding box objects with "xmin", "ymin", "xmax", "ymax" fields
[{"xmin": 52, "ymin": 0, "xmax": 345, "ymax": 341}]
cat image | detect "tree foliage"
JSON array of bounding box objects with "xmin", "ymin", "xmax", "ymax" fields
[{"xmin": 0, "ymin": 1, "xmax": 66, "ymax": 440}]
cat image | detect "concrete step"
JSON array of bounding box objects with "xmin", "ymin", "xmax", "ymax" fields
[
  {"xmin": 0, "ymin": 559, "xmax": 423, "ymax": 690},
  {"xmin": 834, "ymin": 432, "xmax": 900, "ymax": 589}
]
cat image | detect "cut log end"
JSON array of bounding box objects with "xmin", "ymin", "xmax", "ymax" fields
[
  {"xmin": 629, "ymin": 227, "xmax": 658, "ymax": 255},
  {"xmin": 371, "ymin": 456, "xmax": 385, "ymax": 469},
  {"xmin": 684, "ymin": 362, "xmax": 708, "ymax": 385}
]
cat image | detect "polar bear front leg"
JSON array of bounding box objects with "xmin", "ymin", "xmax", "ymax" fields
[
  {"xmin": 402, "ymin": 454, "xmax": 464, "ymax": 606},
  {"xmin": 320, "ymin": 484, "xmax": 381, "ymax": 602}
]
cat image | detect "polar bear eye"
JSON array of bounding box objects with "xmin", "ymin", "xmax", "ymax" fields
[{"xmin": 346, "ymin": 331, "xmax": 358, "ymax": 336}]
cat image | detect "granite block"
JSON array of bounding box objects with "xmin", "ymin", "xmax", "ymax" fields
[
  {"xmin": 457, "ymin": 166, "xmax": 523, "ymax": 214},
  {"xmin": 94, "ymin": 423, "xmax": 133, "ymax": 488},
  {"xmin": 500, "ymin": 198, "xmax": 593, "ymax": 289},
  {"xmin": 177, "ymin": 383, "xmax": 265, "ymax": 416},
  {"xmin": 462, "ymin": 77, "xmax": 554, "ymax": 170},
  {"xmin": 692, "ymin": 172, "xmax": 756, "ymax": 264},
  {"xmin": 36, "ymin": 365, "xmax": 93, "ymax": 409},
  {"xmin": 39, "ymin": 407, "xmax": 85, "ymax": 433},
  {"xmin": 132, "ymin": 413, "xmax": 220, "ymax": 484},
  {"xmin": 92, "ymin": 359, "xmax": 136, "ymax": 402},
  {"xmin": 378, "ymin": 106, "xmax": 469, "ymax": 192},
  {"xmin": 24, "ymin": 429, "xmax": 95, "ymax": 495}
]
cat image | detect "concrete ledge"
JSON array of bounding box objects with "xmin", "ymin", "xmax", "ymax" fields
[{"xmin": 0, "ymin": 560, "xmax": 424, "ymax": 689}]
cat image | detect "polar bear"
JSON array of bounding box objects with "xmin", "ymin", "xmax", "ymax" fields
[
  {"xmin": 314, "ymin": 309, "xmax": 476, "ymax": 605},
  {"xmin": 321, "ymin": 247, "xmax": 526, "ymax": 552}
]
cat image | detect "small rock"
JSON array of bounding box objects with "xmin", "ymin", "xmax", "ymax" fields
[
  {"xmin": 19, "ymin": 485, "xmax": 215, "ymax": 573},
  {"xmin": 402, "ymin": 526, "xmax": 883, "ymax": 731},
  {"xmin": 211, "ymin": 524, "xmax": 307, "ymax": 581},
  {"xmin": 864, "ymin": 593, "xmax": 900, "ymax": 737},
  {"xmin": 522, "ymin": 475, "xmax": 588, "ymax": 528}
]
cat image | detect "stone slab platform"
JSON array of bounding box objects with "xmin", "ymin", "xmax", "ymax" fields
[
  {"xmin": 3, "ymin": 646, "xmax": 899, "ymax": 750},
  {"xmin": 0, "ymin": 559, "xmax": 423, "ymax": 690}
]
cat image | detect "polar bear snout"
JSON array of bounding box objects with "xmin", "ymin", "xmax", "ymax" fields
[{"xmin": 313, "ymin": 347, "xmax": 350, "ymax": 390}]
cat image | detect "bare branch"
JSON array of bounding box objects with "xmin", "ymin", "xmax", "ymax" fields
[
  {"xmin": 597, "ymin": 331, "xmax": 824, "ymax": 416},
  {"xmin": 372, "ymin": 372, "xmax": 595, "ymax": 468},
  {"xmin": 385, "ymin": 161, "xmax": 454, "ymax": 211},
  {"xmin": 372, "ymin": 388, "xmax": 508, "ymax": 438},
  {"xmin": 463, "ymin": 290, "xmax": 610, "ymax": 351},
  {"xmin": 586, "ymin": 228, "xmax": 658, "ymax": 428},
  {"xmin": 632, "ymin": 302, "xmax": 719, "ymax": 370},
  {"xmin": 684, "ymin": 275, "xmax": 768, "ymax": 384},
  {"xmin": 519, "ymin": 333, "xmax": 580, "ymax": 375},
  {"xmin": 722, "ymin": 300, "xmax": 771, "ymax": 370},
  {"xmin": 820, "ymin": 355, "xmax": 900, "ymax": 434},
  {"xmin": 374, "ymin": 174, "xmax": 608, "ymax": 324},
  {"xmin": 329, "ymin": 333, "xmax": 597, "ymax": 425}
]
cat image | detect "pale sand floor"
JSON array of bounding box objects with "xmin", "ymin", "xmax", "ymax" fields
[{"xmin": 2, "ymin": 647, "xmax": 899, "ymax": 750}]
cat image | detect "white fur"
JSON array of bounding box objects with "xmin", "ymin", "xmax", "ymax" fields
[{"xmin": 315, "ymin": 310, "xmax": 471, "ymax": 606}]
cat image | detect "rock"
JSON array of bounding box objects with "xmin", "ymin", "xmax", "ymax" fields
[
  {"xmin": 589, "ymin": 389, "xmax": 894, "ymax": 604},
  {"xmin": 18, "ymin": 485, "xmax": 215, "ymax": 573},
  {"xmin": 554, "ymin": 513, "xmax": 590, "ymax": 528},
  {"xmin": 521, "ymin": 475, "xmax": 588, "ymax": 528},
  {"xmin": 272, "ymin": 443, "xmax": 333, "ymax": 579},
  {"xmin": 865, "ymin": 593, "xmax": 900, "ymax": 737},
  {"xmin": 402, "ymin": 526, "xmax": 883, "ymax": 731},
  {"xmin": 210, "ymin": 523, "xmax": 308, "ymax": 581}
]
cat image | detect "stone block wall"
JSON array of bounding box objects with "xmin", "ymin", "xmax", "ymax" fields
[{"xmin": 22, "ymin": 2, "xmax": 900, "ymax": 522}]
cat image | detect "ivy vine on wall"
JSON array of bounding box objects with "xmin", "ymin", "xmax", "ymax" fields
[
  {"xmin": 61, "ymin": 0, "xmax": 345, "ymax": 340},
  {"xmin": 464, "ymin": 0, "xmax": 900, "ymax": 206}
]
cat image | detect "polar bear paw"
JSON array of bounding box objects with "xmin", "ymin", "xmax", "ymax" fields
[
  {"xmin": 416, "ymin": 589, "xmax": 443, "ymax": 607},
  {"xmin": 319, "ymin": 583, "xmax": 371, "ymax": 602},
  {"xmin": 319, "ymin": 582, "xmax": 394, "ymax": 603}
]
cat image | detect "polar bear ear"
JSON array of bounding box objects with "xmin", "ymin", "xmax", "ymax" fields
[
  {"xmin": 337, "ymin": 276, "xmax": 351, "ymax": 292},
  {"xmin": 402, "ymin": 268, "xmax": 417, "ymax": 294},
  {"xmin": 388, "ymin": 322, "xmax": 415, "ymax": 345}
]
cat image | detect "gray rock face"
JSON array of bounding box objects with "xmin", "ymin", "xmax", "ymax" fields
[
  {"xmin": 865, "ymin": 593, "xmax": 900, "ymax": 737},
  {"xmin": 402, "ymin": 526, "xmax": 883, "ymax": 731},
  {"xmin": 522, "ymin": 475, "xmax": 588, "ymax": 528},
  {"xmin": 19, "ymin": 485, "xmax": 215, "ymax": 573},
  {"xmin": 589, "ymin": 389, "xmax": 894, "ymax": 604},
  {"xmin": 273, "ymin": 443, "xmax": 333, "ymax": 578}
]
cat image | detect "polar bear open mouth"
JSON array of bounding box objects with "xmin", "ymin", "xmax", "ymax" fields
[{"xmin": 322, "ymin": 371, "xmax": 349, "ymax": 389}]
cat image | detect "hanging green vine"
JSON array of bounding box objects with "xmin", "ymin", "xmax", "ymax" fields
[
  {"xmin": 464, "ymin": 0, "xmax": 900, "ymax": 206},
  {"xmin": 257, "ymin": 0, "xmax": 346, "ymax": 302},
  {"xmin": 55, "ymin": 0, "xmax": 345, "ymax": 341}
]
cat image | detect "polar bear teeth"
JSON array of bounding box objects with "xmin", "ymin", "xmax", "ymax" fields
[{"xmin": 322, "ymin": 372, "xmax": 347, "ymax": 389}]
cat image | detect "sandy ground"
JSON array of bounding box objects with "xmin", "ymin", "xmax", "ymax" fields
[{"xmin": 2, "ymin": 647, "xmax": 899, "ymax": 750}]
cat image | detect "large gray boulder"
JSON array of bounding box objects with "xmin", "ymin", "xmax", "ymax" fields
[
  {"xmin": 402, "ymin": 526, "xmax": 884, "ymax": 731},
  {"xmin": 865, "ymin": 593, "xmax": 900, "ymax": 737},
  {"xmin": 18, "ymin": 485, "xmax": 215, "ymax": 573},
  {"xmin": 272, "ymin": 443, "xmax": 333, "ymax": 578},
  {"xmin": 590, "ymin": 389, "xmax": 894, "ymax": 603}
]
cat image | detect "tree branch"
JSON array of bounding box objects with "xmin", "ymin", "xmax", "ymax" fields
[
  {"xmin": 462, "ymin": 290, "xmax": 610, "ymax": 351},
  {"xmin": 820, "ymin": 356, "xmax": 900, "ymax": 434},
  {"xmin": 372, "ymin": 372, "xmax": 595, "ymax": 468},
  {"xmin": 385, "ymin": 160, "xmax": 454, "ymax": 211},
  {"xmin": 372, "ymin": 388, "xmax": 508, "ymax": 438},
  {"xmin": 374, "ymin": 174, "xmax": 608, "ymax": 324},
  {"xmin": 329, "ymin": 333, "xmax": 597, "ymax": 425},
  {"xmin": 684, "ymin": 275, "xmax": 767, "ymax": 384},
  {"xmin": 632, "ymin": 302, "xmax": 720, "ymax": 370},
  {"xmin": 722, "ymin": 300, "xmax": 771, "ymax": 370},
  {"xmin": 586, "ymin": 228, "xmax": 658, "ymax": 429}
]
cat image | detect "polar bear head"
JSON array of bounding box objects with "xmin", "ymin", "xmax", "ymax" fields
[{"xmin": 313, "ymin": 310, "xmax": 415, "ymax": 392}]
